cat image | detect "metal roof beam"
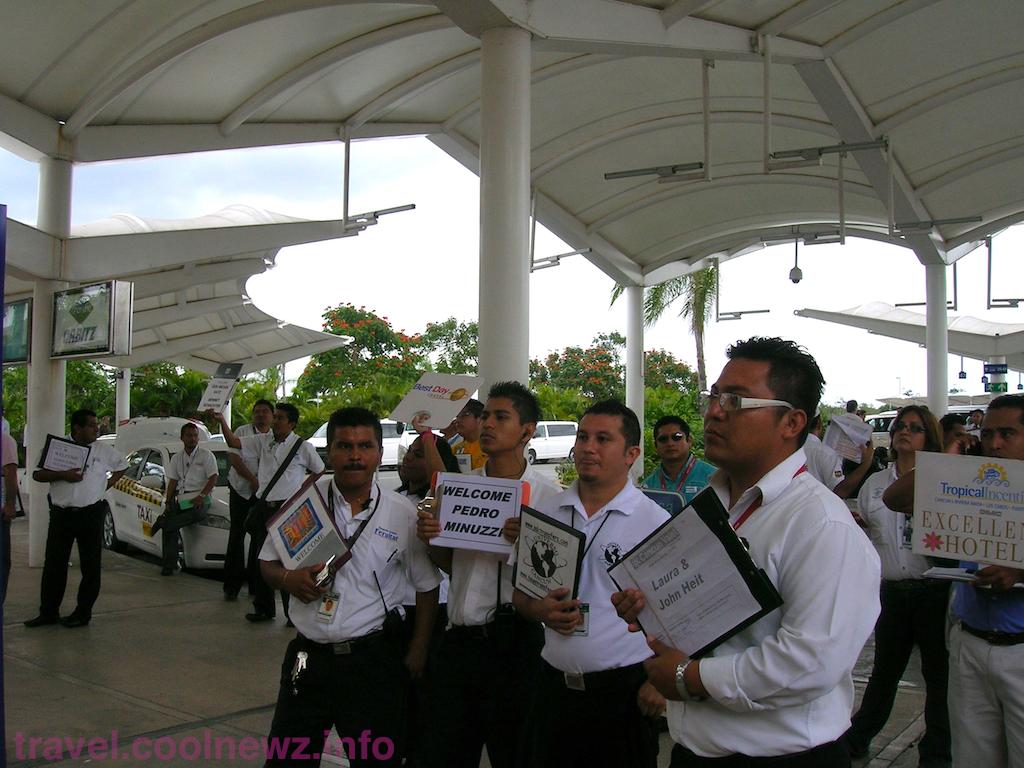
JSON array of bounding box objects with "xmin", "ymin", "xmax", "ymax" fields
[
  {"xmin": 0, "ymin": 92, "xmax": 61, "ymax": 160},
  {"xmin": 824, "ymin": 0, "xmax": 946, "ymax": 57},
  {"xmin": 795, "ymin": 58, "xmax": 947, "ymax": 265},
  {"xmin": 6, "ymin": 220, "xmax": 60, "ymax": 280},
  {"xmin": 917, "ymin": 141, "xmax": 1024, "ymax": 198},
  {"xmin": 661, "ymin": 1, "xmax": 717, "ymax": 29},
  {"xmin": 130, "ymin": 260, "xmax": 267, "ymax": 300},
  {"xmin": 172, "ymin": 335, "xmax": 349, "ymax": 376},
  {"xmin": 757, "ymin": 0, "xmax": 845, "ymax": 37},
  {"xmin": 134, "ymin": 296, "xmax": 247, "ymax": 331},
  {"xmin": 105, "ymin": 320, "xmax": 281, "ymax": 368}
]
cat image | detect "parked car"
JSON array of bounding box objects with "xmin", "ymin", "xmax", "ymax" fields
[
  {"xmin": 309, "ymin": 418, "xmax": 415, "ymax": 469},
  {"xmin": 527, "ymin": 421, "xmax": 578, "ymax": 464},
  {"xmin": 103, "ymin": 439, "xmax": 243, "ymax": 571}
]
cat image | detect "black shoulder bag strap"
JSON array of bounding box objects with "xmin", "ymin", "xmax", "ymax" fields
[{"xmin": 257, "ymin": 437, "xmax": 304, "ymax": 503}]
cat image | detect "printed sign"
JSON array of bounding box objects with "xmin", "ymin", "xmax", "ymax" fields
[
  {"xmin": 390, "ymin": 373, "xmax": 484, "ymax": 429},
  {"xmin": 432, "ymin": 472, "xmax": 522, "ymax": 554},
  {"xmin": 51, "ymin": 280, "xmax": 133, "ymax": 358},
  {"xmin": 514, "ymin": 506, "xmax": 585, "ymax": 600},
  {"xmin": 3, "ymin": 298, "xmax": 31, "ymax": 365},
  {"xmin": 913, "ymin": 452, "xmax": 1024, "ymax": 568},
  {"xmin": 267, "ymin": 476, "xmax": 349, "ymax": 570}
]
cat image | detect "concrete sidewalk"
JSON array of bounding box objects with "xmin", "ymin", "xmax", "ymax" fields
[{"xmin": 3, "ymin": 517, "xmax": 932, "ymax": 767}]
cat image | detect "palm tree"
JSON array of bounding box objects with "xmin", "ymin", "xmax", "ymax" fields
[{"xmin": 611, "ymin": 264, "xmax": 718, "ymax": 392}]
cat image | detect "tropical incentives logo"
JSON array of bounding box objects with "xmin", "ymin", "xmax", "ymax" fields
[{"xmin": 975, "ymin": 462, "xmax": 1009, "ymax": 487}]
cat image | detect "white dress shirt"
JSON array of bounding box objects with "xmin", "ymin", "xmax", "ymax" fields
[
  {"xmin": 667, "ymin": 448, "xmax": 880, "ymax": 758},
  {"xmin": 537, "ymin": 479, "xmax": 669, "ymax": 674},
  {"xmin": 167, "ymin": 446, "xmax": 218, "ymax": 495},
  {"xmin": 446, "ymin": 464, "xmax": 562, "ymax": 626},
  {"xmin": 43, "ymin": 439, "xmax": 128, "ymax": 508},
  {"xmin": 260, "ymin": 478, "xmax": 440, "ymax": 642},
  {"xmin": 802, "ymin": 434, "xmax": 844, "ymax": 490},
  {"xmin": 227, "ymin": 423, "xmax": 268, "ymax": 497},
  {"xmin": 858, "ymin": 465, "xmax": 931, "ymax": 581},
  {"xmin": 240, "ymin": 431, "xmax": 324, "ymax": 502}
]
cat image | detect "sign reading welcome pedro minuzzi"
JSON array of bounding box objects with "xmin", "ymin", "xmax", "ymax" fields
[
  {"xmin": 913, "ymin": 452, "xmax": 1024, "ymax": 568},
  {"xmin": 431, "ymin": 472, "xmax": 524, "ymax": 555}
]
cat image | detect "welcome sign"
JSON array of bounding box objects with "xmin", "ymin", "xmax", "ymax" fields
[
  {"xmin": 913, "ymin": 452, "xmax": 1024, "ymax": 568},
  {"xmin": 432, "ymin": 472, "xmax": 523, "ymax": 554}
]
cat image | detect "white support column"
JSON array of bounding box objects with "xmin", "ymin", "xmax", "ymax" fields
[
  {"xmin": 925, "ymin": 263, "xmax": 949, "ymax": 417},
  {"xmin": 477, "ymin": 26, "xmax": 531, "ymax": 386},
  {"xmin": 27, "ymin": 157, "xmax": 72, "ymax": 566},
  {"xmin": 625, "ymin": 285, "xmax": 645, "ymax": 479},
  {"xmin": 223, "ymin": 398, "xmax": 233, "ymax": 429},
  {"xmin": 988, "ymin": 356, "xmax": 1007, "ymax": 396},
  {"xmin": 115, "ymin": 367, "xmax": 131, "ymax": 426}
]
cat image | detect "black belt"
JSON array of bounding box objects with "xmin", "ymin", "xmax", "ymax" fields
[
  {"xmin": 543, "ymin": 659, "xmax": 644, "ymax": 693},
  {"xmin": 883, "ymin": 578, "xmax": 948, "ymax": 590},
  {"xmin": 671, "ymin": 740, "xmax": 846, "ymax": 766},
  {"xmin": 447, "ymin": 622, "xmax": 498, "ymax": 640},
  {"xmin": 50, "ymin": 500, "xmax": 105, "ymax": 513},
  {"xmin": 961, "ymin": 621, "xmax": 1024, "ymax": 646},
  {"xmin": 296, "ymin": 629, "xmax": 390, "ymax": 655}
]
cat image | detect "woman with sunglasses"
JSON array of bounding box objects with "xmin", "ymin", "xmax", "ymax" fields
[{"xmin": 843, "ymin": 405, "xmax": 951, "ymax": 767}]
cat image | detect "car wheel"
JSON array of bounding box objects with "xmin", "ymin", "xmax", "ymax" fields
[
  {"xmin": 103, "ymin": 508, "xmax": 127, "ymax": 553},
  {"xmin": 527, "ymin": 449, "xmax": 537, "ymax": 465}
]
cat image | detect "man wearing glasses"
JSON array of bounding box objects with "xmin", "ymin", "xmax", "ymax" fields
[
  {"xmin": 641, "ymin": 416, "xmax": 716, "ymax": 504},
  {"xmin": 613, "ymin": 337, "xmax": 880, "ymax": 767}
]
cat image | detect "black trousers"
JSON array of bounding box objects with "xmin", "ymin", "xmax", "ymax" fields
[
  {"xmin": 159, "ymin": 504, "xmax": 208, "ymax": 571},
  {"xmin": 249, "ymin": 506, "xmax": 289, "ymax": 618},
  {"xmin": 845, "ymin": 579, "xmax": 951, "ymax": 764},
  {"xmin": 224, "ymin": 487, "xmax": 251, "ymax": 596},
  {"xmin": 518, "ymin": 660, "xmax": 657, "ymax": 768},
  {"xmin": 1, "ymin": 519, "xmax": 11, "ymax": 604},
  {"xmin": 264, "ymin": 635, "xmax": 408, "ymax": 767},
  {"xmin": 39, "ymin": 501, "xmax": 106, "ymax": 619},
  {"xmin": 670, "ymin": 741, "xmax": 849, "ymax": 767},
  {"xmin": 420, "ymin": 616, "xmax": 542, "ymax": 768}
]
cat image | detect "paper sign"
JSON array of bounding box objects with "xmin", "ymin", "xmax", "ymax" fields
[
  {"xmin": 267, "ymin": 476, "xmax": 350, "ymax": 570},
  {"xmin": 41, "ymin": 435, "xmax": 91, "ymax": 473},
  {"xmin": 913, "ymin": 452, "xmax": 1024, "ymax": 568},
  {"xmin": 198, "ymin": 370, "xmax": 240, "ymax": 413},
  {"xmin": 390, "ymin": 373, "xmax": 484, "ymax": 429},
  {"xmin": 432, "ymin": 472, "xmax": 522, "ymax": 554},
  {"xmin": 514, "ymin": 506, "xmax": 585, "ymax": 600},
  {"xmin": 824, "ymin": 413, "xmax": 873, "ymax": 463}
]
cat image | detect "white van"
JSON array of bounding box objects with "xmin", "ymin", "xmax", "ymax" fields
[
  {"xmin": 309, "ymin": 418, "xmax": 414, "ymax": 469},
  {"xmin": 527, "ymin": 421, "xmax": 578, "ymax": 464}
]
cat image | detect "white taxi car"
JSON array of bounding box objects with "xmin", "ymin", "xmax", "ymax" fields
[{"xmin": 103, "ymin": 439, "xmax": 243, "ymax": 571}]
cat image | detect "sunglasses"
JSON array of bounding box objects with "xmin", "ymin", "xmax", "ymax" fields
[
  {"xmin": 892, "ymin": 421, "xmax": 926, "ymax": 435},
  {"xmin": 656, "ymin": 431, "xmax": 687, "ymax": 444}
]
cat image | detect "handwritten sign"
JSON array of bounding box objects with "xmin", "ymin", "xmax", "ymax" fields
[
  {"xmin": 41, "ymin": 434, "xmax": 91, "ymax": 473},
  {"xmin": 432, "ymin": 472, "xmax": 522, "ymax": 554}
]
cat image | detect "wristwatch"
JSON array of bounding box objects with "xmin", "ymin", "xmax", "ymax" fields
[{"xmin": 675, "ymin": 659, "xmax": 706, "ymax": 702}]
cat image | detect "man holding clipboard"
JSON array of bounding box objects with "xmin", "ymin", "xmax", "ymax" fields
[{"xmin": 613, "ymin": 338, "xmax": 880, "ymax": 767}]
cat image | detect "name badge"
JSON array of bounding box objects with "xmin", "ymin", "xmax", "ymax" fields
[
  {"xmin": 316, "ymin": 591, "xmax": 340, "ymax": 624},
  {"xmin": 573, "ymin": 602, "xmax": 590, "ymax": 637}
]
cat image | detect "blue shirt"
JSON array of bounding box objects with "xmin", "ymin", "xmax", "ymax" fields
[
  {"xmin": 953, "ymin": 561, "xmax": 1024, "ymax": 633},
  {"xmin": 641, "ymin": 454, "xmax": 716, "ymax": 505}
]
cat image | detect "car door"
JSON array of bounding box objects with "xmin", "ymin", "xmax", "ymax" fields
[
  {"xmin": 133, "ymin": 447, "xmax": 168, "ymax": 554},
  {"xmin": 107, "ymin": 449, "xmax": 148, "ymax": 548}
]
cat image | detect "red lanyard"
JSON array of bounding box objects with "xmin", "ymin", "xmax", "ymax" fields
[
  {"xmin": 731, "ymin": 465, "xmax": 807, "ymax": 531},
  {"xmin": 660, "ymin": 454, "xmax": 697, "ymax": 494}
]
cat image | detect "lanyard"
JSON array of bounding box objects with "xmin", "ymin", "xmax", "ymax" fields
[
  {"xmin": 731, "ymin": 465, "xmax": 807, "ymax": 531},
  {"xmin": 571, "ymin": 509, "xmax": 612, "ymax": 560},
  {"xmin": 660, "ymin": 454, "xmax": 697, "ymax": 493},
  {"xmin": 328, "ymin": 482, "xmax": 381, "ymax": 550}
]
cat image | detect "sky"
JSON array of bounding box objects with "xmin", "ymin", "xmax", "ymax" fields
[{"xmin": 2, "ymin": 137, "xmax": 1024, "ymax": 408}]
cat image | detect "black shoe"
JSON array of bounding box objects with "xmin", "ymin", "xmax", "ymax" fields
[
  {"xmin": 59, "ymin": 614, "xmax": 90, "ymax": 628},
  {"xmin": 285, "ymin": 618, "xmax": 295, "ymax": 628},
  {"xmin": 160, "ymin": 567, "xmax": 173, "ymax": 576},
  {"xmin": 245, "ymin": 612, "xmax": 274, "ymax": 623},
  {"xmin": 24, "ymin": 614, "xmax": 58, "ymax": 628}
]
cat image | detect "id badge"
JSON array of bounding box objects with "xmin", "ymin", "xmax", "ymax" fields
[
  {"xmin": 316, "ymin": 591, "xmax": 340, "ymax": 624},
  {"xmin": 573, "ymin": 602, "xmax": 590, "ymax": 636}
]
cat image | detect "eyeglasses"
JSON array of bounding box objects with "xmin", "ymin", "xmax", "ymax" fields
[
  {"xmin": 656, "ymin": 431, "xmax": 687, "ymax": 444},
  {"xmin": 701, "ymin": 391, "xmax": 794, "ymax": 414},
  {"xmin": 892, "ymin": 421, "xmax": 926, "ymax": 435}
]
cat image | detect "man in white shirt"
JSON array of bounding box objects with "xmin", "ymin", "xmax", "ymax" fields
[
  {"xmin": 2, "ymin": 419, "xmax": 20, "ymax": 604},
  {"xmin": 216, "ymin": 402, "xmax": 324, "ymax": 623},
  {"xmin": 614, "ymin": 337, "xmax": 880, "ymax": 767},
  {"xmin": 804, "ymin": 413, "xmax": 872, "ymax": 499},
  {"xmin": 417, "ymin": 381, "xmax": 561, "ymax": 768},
  {"xmin": 152, "ymin": 422, "xmax": 218, "ymax": 576},
  {"xmin": 514, "ymin": 399, "xmax": 669, "ymax": 768},
  {"xmin": 222, "ymin": 398, "xmax": 273, "ymax": 600},
  {"xmin": 259, "ymin": 407, "xmax": 439, "ymax": 766},
  {"xmin": 25, "ymin": 409, "xmax": 128, "ymax": 628}
]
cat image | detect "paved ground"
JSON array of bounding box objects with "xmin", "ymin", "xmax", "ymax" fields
[{"xmin": 3, "ymin": 464, "xmax": 931, "ymax": 767}]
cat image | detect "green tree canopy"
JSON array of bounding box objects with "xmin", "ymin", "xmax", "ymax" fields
[{"xmin": 416, "ymin": 318, "xmax": 478, "ymax": 374}]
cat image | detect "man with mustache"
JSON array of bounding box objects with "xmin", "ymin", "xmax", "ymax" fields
[
  {"xmin": 258, "ymin": 407, "xmax": 439, "ymax": 766},
  {"xmin": 613, "ymin": 337, "xmax": 880, "ymax": 767}
]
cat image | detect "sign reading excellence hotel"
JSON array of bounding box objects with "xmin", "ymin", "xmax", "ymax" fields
[{"xmin": 913, "ymin": 453, "xmax": 1024, "ymax": 568}]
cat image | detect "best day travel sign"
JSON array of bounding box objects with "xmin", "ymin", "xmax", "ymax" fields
[{"xmin": 913, "ymin": 453, "xmax": 1024, "ymax": 568}]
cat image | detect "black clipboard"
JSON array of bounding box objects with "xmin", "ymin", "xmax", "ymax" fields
[
  {"xmin": 610, "ymin": 487, "xmax": 782, "ymax": 658},
  {"xmin": 641, "ymin": 488, "xmax": 686, "ymax": 518},
  {"xmin": 513, "ymin": 505, "xmax": 586, "ymax": 600},
  {"xmin": 38, "ymin": 434, "xmax": 91, "ymax": 473}
]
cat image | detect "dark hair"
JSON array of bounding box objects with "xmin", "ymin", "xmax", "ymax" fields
[
  {"xmin": 460, "ymin": 398, "xmax": 484, "ymax": 418},
  {"xmin": 845, "ymin": 400, "xmax": 858, "ymax": 413},
  {"xmin": 892, "ymin": 405, "xmax": 943, "ymax": 455},
  {"xmin": 582, "ymin": 399, "xmax": 641, "ymax": 448},
  {"xmin": 397, "ymin": 433, "xmax": 461, "ymax": 495},
  {"xmin": 653, "ymin": 415, "xmax": 690, "ymax": 438},
  {"xmin": 180, "ymin": 422, "xmax": 200, "ymax": 438},
  {"xmin": 726, "ymin": 337, "xmax": 824, "ymax": 445},
  {"xmin": 488, "ymin": 381, "xmax": 541, "ymax": 425},
  {"xmin": 252, "ymin": 399, "xmax": 274, "ymax": 412},
  {"xmin": 970, "ymin": 408, "xmax": 984, "ymax": 417},
  {"xmin": 275, "ymin": 402, "xmax": 299, "ymax": 425},
  {"xmin": 939, "ymin": 413, "xmax": 967, "ymax": 434},
  {"xmin": 70, "ymin": 409, "xmax": 97, "ymax": 429},
  {"xmin": 809, "ymin": 413, "xmax": 822, "ymax": 432},
  {"xmin": 327, "ymin": 407, "xmax": 383, "ymax": 448},
  {"xmin": 987, "ymin": 395, "xmax": 1024, "ymax": 424}
]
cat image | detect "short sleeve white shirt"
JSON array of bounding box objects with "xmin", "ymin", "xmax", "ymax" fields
[
  {"xmin": 167, "ymin": 446, "xmax": 218, "ymax": 495},
  {"xmin": 446, "ymin": 464, "xmax": 562, "ymax": 627},
  {"xmin": 858, "ymin": 466, "xmax": 931, "ymax": 581},
  {"xmin": 260, "ymin": 478, "xmax": 440, "ymax": 642},
  {"xmin": 228, "ymin": 423, "xmax": 268, "ymax": 497},
  {"xmin": 44, "ymin": 439, "xmax": 128, "ymax": 508},
  {"xmin": 802, "ymin": 434, "xmax": 844, "ymax": 490},
  {"xmin": 241, "ymin": 431, "xmax": 324, "ymax": 501},
  {"xmin": 667, "ymin": 449, "xmax": 881, "ymax": 758},
  {"xmin": 537, "ymin": 479, "xmax": 669, "ymax": 674}
]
